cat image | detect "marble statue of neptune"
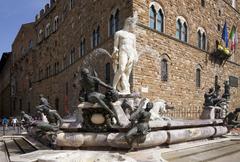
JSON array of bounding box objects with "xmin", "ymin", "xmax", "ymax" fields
[{"xmin": 112, "ymin": 12, "xmax": 138, "ymax": 94}]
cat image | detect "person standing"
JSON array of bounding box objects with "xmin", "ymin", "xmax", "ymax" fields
[
  {"xmin": 2, "ymin": 117, "xmax": 9, "ymax": 134},
  {"xmin": 12, "ymin": 117, "xmax": 18, "ymax": 130}
]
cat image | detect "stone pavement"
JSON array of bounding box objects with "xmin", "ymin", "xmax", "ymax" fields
[
  {"xmin": 1, "ymin": 128, "xmax": 240, "ymax": 162},
  {"xmin": 0, "ymin": 126, "xmax": 22, "ymax": 138},
  {"xmin": 7, "ymin": 137, "xmax": 240, "ymax": 162},
  {"xmin": 0, "ymin": 126, "xmax": 29, "ymax": 162},
  {"xmin": 0, "ymin": 142, "xmax": 9, "ymax": 162},
  {"xmin": 161, "ymin": 136, "xmax": 240, "ymax": 162}
]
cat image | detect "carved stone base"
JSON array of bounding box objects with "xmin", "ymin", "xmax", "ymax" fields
[{"xmin": 56, "ymin": 126, "xmax": 228, "ymax": 148}]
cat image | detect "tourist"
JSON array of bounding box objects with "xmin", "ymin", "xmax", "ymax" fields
[
  {"xmin": 12, "ymin": 117, "xmax": 18, "ymax": 130},
  {"xmin": 2, "ymin": 117, "xmax": 9, "ymax": 130}
]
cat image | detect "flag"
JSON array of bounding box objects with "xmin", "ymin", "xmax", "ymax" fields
[
  {"xmin": 222, "ymin": 22, "xmax": 229, "ymax": 48},
  {"xmin": 229, "ymin": 25, "xmax": 238, "ymax": 51},
  {"xmin": 234, "ymin": 27, "xmax": 238, "ymax": 51}
]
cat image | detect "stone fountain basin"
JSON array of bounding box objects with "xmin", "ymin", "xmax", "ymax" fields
[{"xmin": 57, "ymin": 119, "xmax": 227, "ymax": 149}]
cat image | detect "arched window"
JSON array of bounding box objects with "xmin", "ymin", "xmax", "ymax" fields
[
  {"xmin": 182, "ymin": 22, "xmax": 187, "ymax": 42},
  {"xmin": 202, "ymin": 32, "xmax": 206, "ymax": 50},
  {"xmin": 45, "ymin": 23, "xmax": 51, "ymax": 38},
  {"xmin": 157, "ymin": 9, "xmax": 164, "ymax": 32},
  {"xmin": 232, "ymin": 0, "xmax": 236, "ymax": 8},
  {"xmin": 54, "ymin": 16, "xmax": 59, "ymax": 31},
  {"xmin": 161, "ymin": 59, "xmax": 168, "ymax": 81},
  {"xmin": 176, "ymin": 18, "xmax": 188, "ymax": 42},
  {"xmin": 149, "ymin": 5, "xmax": 156, "ymax": 29},
  {"xmin": 105, "ymin": 63, "xmax": 111, "ymax": 84},
  {"xmin": 92, "ymin": 30, "xmax": 96, "ymax": 48},
  {"xmin": 70, "ymin": 48, "xmax": 75, "ymax": 64},
  {"xmin": 92, "ymin": 26, "xmax": 100, "ymax": 48},
  {"xmin": 80, "ymin": 38, "xmax": 85, "ymax": 56},
  {"xmin": 201, "ymin": 0, "xmax": 205, "ymax": 7},
  {"xmin": 96, "ymin": 26, "xmax": 100, "ymax": 45},
  {"xmin": 176, "ymin": 19, "xmax": 181, "ymax": 40},
  {"xmin": 55, "ymin": 98, "xmax": 59, "ymax": 111},
  {"xmin": 38, "ymin": 29, "xmax": 43, "ymax": 42},
  {"xmin": 70, "ymin": 0, "xmax": 74, "ymax": 10},
  {"xmin": 198, "ymin": 31, "xmax": 201, "ymax": 48},
  {"xmin": 109, "ymin": 14, "xmax": 114, "ymax": 36},
  {"xmin": 115, "ymin": 10, "xmax": 119, "ymax": 32},
  {"xmin": 196, "ymin": 68, "xmax": 201, "ymax": 88},
  {"xmin": 109, "ymin": 9, "xmax": 120, "ymax": 37},
  {"xmin": 197, "ymin": 28, "xmax": 207, "ymax": 50}
]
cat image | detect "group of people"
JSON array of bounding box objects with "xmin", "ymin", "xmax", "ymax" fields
[{"xmin": 1, "ymin": 116, "xmax": 18, "ymax": 129}]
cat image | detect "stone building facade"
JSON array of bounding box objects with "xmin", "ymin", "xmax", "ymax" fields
[
  {"xmin": 1, "ymin": 0, "xmax": 240, "ymax": 118},
  {"xmin": 0, "ymin": 52, "xmax": 12, "ymax": 117}
]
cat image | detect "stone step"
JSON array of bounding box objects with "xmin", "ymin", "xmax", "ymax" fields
[
  {"xmin": 3, "ymin": 137, "xmax": 39, "ymax": 159},
  {"xmin": 0, "ymin": 142, "xmax": 10, "ymax": 162},
  {"xmin": 14, "ymin": 138, "xmax": 37, "ymax": 153},
  {"xmin": 4, "ymin": 140, "xmax": 23, "ymax": 156}
]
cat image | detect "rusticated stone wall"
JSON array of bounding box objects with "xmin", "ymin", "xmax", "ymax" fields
[{"xmin": 132, "ymin": 0, "xmax": 240, "ymax": 119}]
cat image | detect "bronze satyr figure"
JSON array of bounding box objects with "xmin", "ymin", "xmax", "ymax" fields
[{"xmin": 125, "ymin": 102, "xmax": 153, "ymax": 151}]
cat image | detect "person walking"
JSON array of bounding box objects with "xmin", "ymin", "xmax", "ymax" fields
[
  {"xmin": 2, "ymin": 117, "xmax": 8, "ymax": 135},
  {"xmin": 12, "ymin": 117, "xmax": 18, "ymax": 130}
]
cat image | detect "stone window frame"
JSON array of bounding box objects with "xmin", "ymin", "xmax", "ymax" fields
[
  {"xmin": 149, "ymin": 5, "xmax": 156, "ymax": 29},
  {"xmin": 96, "ymin": 26, "xmax": 100, "ymax": 45},
  {"xmin": 160, "ymin": 53, "xmax": 171, "ymax": 82},
  {"xmin": 63, "ymin": 56, "xmax": 67, "ymax": 69},
  {"xmin": 195, "ymin": 64, "xmax": 202, "ymax": 88},
  {"xmin": 54, "ymin": 16, "xmax": 59, "ymax": 32},
  {"xmin": 232, "ymin": 0, "xmax": 237, "ymax": 9},
  {"xmin": 54, "ymin": 62, "xmax": 57, "ymax": 74},
  {"xmin": 39, "ymin": 69, "xmax": 43, "ymax": 80},
  {"xmin": 46, "ymin": 65, "xmax": 51, "ymax": 78},
  {"xmin": 70, "ymin": 48, "xmax": 76, "ymax": 65},
  {"xmin": 149, "ymin": 2, "xmax": 165, "ymax": 33},
  {"xmin": 38, "ymin": 29, "xmax": 43, "ymax": 43},
  {"xmin": 197, "ymin": 27, "xmax": 207, "ymax": 50},
  {"xmin": 92, "ymin": 26, "xmax": 100, "ymax": 49},
  {"xmin": 45, "ymin": 23, "xmax": 51, "ymax": 38},
  {"xmin": 176, "ymin": 16, "xmax": 188, "ymax": 42},
  {"xmin": 109, "ymin": 8, "xmax": 120, "ymax": 37},
  {"xmin": 92, "ymin": 30, "xmax": 96, "ymax": 49},
  {"xmin": 69, "ymin": 0, "xmax": 74, "ymax": 10},
  {"xmin": 79, "ymin": 37, "xmax": 86, "ymax": 57}
]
